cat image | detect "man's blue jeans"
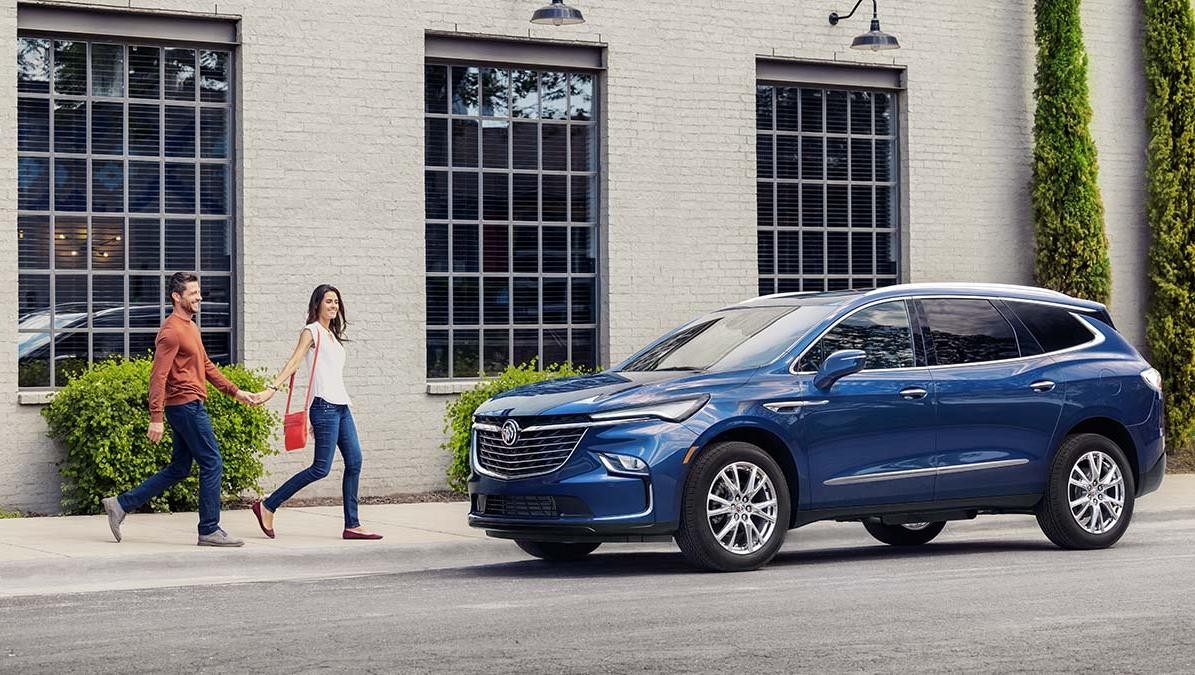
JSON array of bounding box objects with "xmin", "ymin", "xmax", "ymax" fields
[
  {"xmin": 264, "ymin": 398, "xmax": 363, "ymax": 529},
  {"xmin": 117, "ymin": 400, "xmax": 224, "ymax": 536}
]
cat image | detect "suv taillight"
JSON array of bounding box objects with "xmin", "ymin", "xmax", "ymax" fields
[{"xmin": 1141, "ymin": 368, "xmax": 1163, "ymax": 393}]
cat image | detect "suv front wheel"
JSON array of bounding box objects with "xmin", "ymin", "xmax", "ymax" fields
[{"xmin": 675, "ymin": 441, "xmax": 791, "ymax": 572}]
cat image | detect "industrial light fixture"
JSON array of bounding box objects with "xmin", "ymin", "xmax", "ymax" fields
[
  {"xmin": 530, "ymin": 0, "xmax": 585, "ymax": 25},
  {"xmin": 829, "ymin": 0, "xmax": 900, "ymax": 51}
]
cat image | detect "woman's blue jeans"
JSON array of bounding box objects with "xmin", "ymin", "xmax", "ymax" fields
[{"xmin": 264, "ymin": 397, "xmax": 363, "ymax": 528}]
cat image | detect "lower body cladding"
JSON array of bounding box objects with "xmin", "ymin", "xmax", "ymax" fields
[{"xmin": 467, "ymin": 419, "xmax": 696, "ymax": 543}]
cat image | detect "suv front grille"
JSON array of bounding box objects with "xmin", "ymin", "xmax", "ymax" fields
[{"xmin": 475, "ymin": 423, "xmax": 586, "ymax": 479}]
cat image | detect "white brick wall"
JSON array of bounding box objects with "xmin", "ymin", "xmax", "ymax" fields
[{"xmin": 0, "ymin": 0, "xmax": 1149, "ymax": 512}]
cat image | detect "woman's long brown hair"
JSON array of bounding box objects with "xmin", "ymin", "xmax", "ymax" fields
[{"xmin": 306, "ymin": 284, "xmax": 349, "ymax": 343}]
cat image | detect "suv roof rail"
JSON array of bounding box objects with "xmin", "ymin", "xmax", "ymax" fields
[{"xmin": 863, "ymin": 282, "xmax": 1072, "ymax": 299}]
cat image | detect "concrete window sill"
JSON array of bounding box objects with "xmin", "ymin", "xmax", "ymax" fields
[
  {"xmin": 18, "ymin": 391, "xmax": 56, "ymax": 406},
  {"xmin": 426, "ymin": 381, "xmax": 487, "ymax": 395}
]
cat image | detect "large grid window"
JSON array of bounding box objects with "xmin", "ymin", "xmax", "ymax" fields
[
  {"xmin": 424, "ymin": 63, "xmax": 599, "ymax": 379},
  {"xmin": 17, "ymin": 36, "xmax": 234, "ymax": 388},
  {"xmin": 756, "ymin": 84, "xmax": 899, "ymax": 295}
]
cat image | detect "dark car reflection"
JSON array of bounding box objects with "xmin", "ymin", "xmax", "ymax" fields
[{"xmin": 18, "ymin": 302, "xmax": 230, "ymax": 387}]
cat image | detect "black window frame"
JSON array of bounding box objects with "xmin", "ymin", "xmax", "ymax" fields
[
  {"xmin": 16, "ymin": 32, "xmax": 237, "ymax": 390},
  {"xmin": 755, "ymin": 80, "xmax": 902, "ymax": 296},
  {"xmin": 423, "ymin": 59, "xmax": 601, "ymax": 381}
]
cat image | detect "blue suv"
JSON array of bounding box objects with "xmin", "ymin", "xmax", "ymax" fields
[{"xmin": 467, "ymin": 284, "xmax": 1166, "ymax": 571}]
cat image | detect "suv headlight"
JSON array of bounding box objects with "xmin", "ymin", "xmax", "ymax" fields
[{"xmin": 589, "ymin": 395, "xmax": 709, "ymax": 424}]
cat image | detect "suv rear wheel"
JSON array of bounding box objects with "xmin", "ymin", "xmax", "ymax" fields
[
  {"xmin": 1036, "ymin": 433, "xmax": 1135, "ymax": 549},
  {"xmin": 514, "ymin": 540, "xmax": 601, "ymax": 561},
  {"xmin": 675, "ymin": 441, "xmax": 791, "ymax": 572},
  {"xmin": 862, "ymin": 519, "xmax": 946, "ymax": 546}
]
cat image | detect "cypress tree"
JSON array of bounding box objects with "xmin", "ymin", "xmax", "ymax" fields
[
  {"xmin": 1144, "ymin": 0, "xmax": 1195, "ymax": 461},
  {"xmin": 1031, "ymin": 0, "xmax": 1112, "ymax": 304}
]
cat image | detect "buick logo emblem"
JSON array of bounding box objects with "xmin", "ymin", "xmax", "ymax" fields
[{"xmin": 500, "ymin": 420, "xmax": 521, "ymax": 447}]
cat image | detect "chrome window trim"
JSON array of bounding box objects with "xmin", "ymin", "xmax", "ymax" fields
[
  {"xmin": 789, "ymin": 294, "xmax": 1105, "ymax": 375},
  {"xmin": 823, "ymin": 458, "xmax": 1029, "ymax": 486}
]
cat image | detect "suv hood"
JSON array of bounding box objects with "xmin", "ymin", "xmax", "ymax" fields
[{"xmin": 473, "ymin": 370, "xmax": 739, "ymax": 418}]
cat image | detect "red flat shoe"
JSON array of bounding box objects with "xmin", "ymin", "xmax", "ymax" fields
[
  {"xmin": 343, "ymin": 529, "xmax": 383, "ymax": 540},
  {"xmin": 252, "ymin": 501, "xmax": 275, "ymax": 539}
]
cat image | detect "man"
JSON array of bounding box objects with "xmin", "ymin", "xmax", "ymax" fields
[{"xmin": 101, "ymin": 272, "xmax": 255, "ymax": 547}]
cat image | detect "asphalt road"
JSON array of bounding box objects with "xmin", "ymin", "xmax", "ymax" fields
[{"xmin": 3, "ymin": 511, "xmax": 1193, "ymax": 674}]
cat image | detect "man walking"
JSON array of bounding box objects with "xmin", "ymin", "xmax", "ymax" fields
[{"xmin": 101, "ymin": 272, "xmax": 254, "ymax": 547}]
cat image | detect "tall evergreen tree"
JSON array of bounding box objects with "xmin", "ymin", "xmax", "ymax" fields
[
  {"xmin": 1144, "ymin": 0, "xmax": 1195, "ymax": 459},
  {"xmin": 1031, "ymin": 0, "xmax": 1111, "ymax": 304}
]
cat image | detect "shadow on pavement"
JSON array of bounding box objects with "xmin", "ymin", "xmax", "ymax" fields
[{"xmin": 454, "ymin": 539, "xmax": 1061, "ymax": 579}]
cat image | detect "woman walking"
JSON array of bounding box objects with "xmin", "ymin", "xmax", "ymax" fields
[{"xmin": 251, "ymin": 284, "xmax": 382, "ymax": 540}]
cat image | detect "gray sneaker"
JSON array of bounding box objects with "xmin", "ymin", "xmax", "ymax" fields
[
  {"xmin": 197, "ymin": 529, "xmax": 244, "ymax": 547},
  {"xmin": 101, "ymin": 496, "xmax": 126, "ymax": 543}
]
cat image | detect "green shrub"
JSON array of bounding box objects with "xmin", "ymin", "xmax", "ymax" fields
[
  {"xmin": 1031, "ymin": 0, "xmax": 1112, "ymax": 304},
  {"xmin": 443, "ymin": 360, "xmax": 590, "ymax": 493},
  {"xmin": 42, "ymin": 357, "xmax": 279, "ymax": 515},
  {"xmin": 1144, "ymin": 0, "xmax": 1195, "ymax": 462},
  {"xmin": 0, "ymin": 509, "xmax": 21, "ymax": 519}
]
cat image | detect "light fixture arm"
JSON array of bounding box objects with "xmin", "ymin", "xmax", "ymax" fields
[{"xmin": 828, "ymin": 0, "xmax": 878, "ymax": 25}]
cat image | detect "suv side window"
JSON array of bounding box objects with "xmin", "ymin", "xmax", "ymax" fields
[
  {"xmin": 1007, "ymin": 301, "xmax": 1095, "ymax": 353},
  {"xmin": 921, "ymin": 299, "xmax": 1019, "ymax": 366},
  {"xmin": 797, "ymin": 301, "xmax": 915, "ymax": 372}
]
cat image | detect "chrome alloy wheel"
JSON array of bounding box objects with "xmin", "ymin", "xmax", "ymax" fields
[
  {"xmin": 706, "ymin": 461, "xmax": 778, "ymax": 555},
  {"xmin": 901, "ymin": 522, "xmax": 931, "ymax": 531},
  {"xmin": 1068, "ymin": 450, "xmax": 1126, "ymax": 535}
]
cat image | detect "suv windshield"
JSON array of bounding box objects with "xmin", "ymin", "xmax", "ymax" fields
[{"xmin": 618, "ymin": 304, "xmax": 838, "ymax": 373}]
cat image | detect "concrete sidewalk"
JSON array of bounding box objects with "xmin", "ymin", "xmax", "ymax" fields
[{"xmin": 0, "ymin": 476, "xmax": 1190, "ymax": 598}]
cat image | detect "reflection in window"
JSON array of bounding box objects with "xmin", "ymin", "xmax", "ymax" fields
[
  {"xmin": 757, "ymin": 84, "xmax": 899, "ymax": 296},
  {"xmin": 425, "ymin": 62, "xmax": 598, "ymax": 378},
  {"xmin": 798, "ymin": 301, "xmax": 914, "ymax": 371},
  {"xmin": 921, "ymin": 299, "xmax": 1020, "ymax": 366},
  {"xmin": 16, "ymin": 37, "xmax": 235, "ymax": 388}
]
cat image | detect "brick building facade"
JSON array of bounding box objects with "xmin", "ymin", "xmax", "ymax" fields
[{"xmin": 1, "ymin": 0, "xmax": 1147, "ymax": 512}]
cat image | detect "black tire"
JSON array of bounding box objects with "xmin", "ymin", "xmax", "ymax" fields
[
  {"xmin": 514, "ymin": 540, "xmax": 601, "ymax": 561},
  {"xmin": 862, "ymin": 519, "xmax": 946, "ymax": 546},
  {"xmin": 1036, "ymin": 433, "xmax": 1136, "ymax": 550},
  {"xmin": 675, "ymin": 441, "xmax": 791, "ymax": 572}
]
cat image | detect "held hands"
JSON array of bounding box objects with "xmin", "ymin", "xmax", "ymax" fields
[
  {"xmin": 147, "ymin": 422, "xmax": 165, "ymax": 443},
  {"xmin": 234, "ymin": 389, "xmax": 277, "ymax": 406}
]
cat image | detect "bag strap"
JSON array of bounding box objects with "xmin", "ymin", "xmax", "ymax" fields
[{"xmin": 284, "ymin": 326, "xmax": 322, "ymax": 415}]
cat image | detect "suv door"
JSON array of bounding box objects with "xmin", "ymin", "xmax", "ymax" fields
[
  {"xmin": 917, "ymin": 298, "xmax": 1067, "ymax": 499},
  {"xmin": 788, "ymin": 300, "xmax": 938, "ymax": 509}
]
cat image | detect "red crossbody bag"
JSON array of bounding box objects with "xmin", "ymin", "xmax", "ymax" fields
[{"xmin": 283, "ymin": 327, "xmax": 322, "ymax": 452}]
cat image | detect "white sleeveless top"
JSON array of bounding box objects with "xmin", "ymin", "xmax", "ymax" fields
[{"xmin": 304, "ymin": 322, "xmax": 351, "ymax": 406}]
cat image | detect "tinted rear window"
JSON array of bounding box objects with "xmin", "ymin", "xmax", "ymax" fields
[
  {"xmin": 921, "ymin": 299, "xmax": 1020, "ymax": 365},
  {"xmin": 1007, "ymin": 302, "xmax": 1094, "ymax": 353}
]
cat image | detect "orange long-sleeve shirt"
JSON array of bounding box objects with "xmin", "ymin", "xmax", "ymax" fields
[{"xmin": 148, "ymin": 312, "xmax": 239, "ymax": 423}]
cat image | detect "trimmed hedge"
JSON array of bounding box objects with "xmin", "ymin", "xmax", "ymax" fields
[
  {"xmin": 42, "ymin": 357, "xmax": 279, "ymax": 515},
  {"xmin": 1031, "ymin": 0, "xmax": 1112, "ymax": 304},
  {"xmin": 443, "ymin": 361, "xmax": 589, "ymax": 493},
  {"xmin": 1144, "ymin": 0, "xmax": 1195, "ymax": 460}
]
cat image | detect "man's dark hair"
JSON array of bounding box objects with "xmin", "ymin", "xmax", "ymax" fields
[{"xmin": 168, "ymin": 272, "xmax": 199, "ymax": 304}]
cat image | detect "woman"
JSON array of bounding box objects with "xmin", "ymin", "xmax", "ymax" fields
[{"xmin": 251, "ymin": 284, "xmax": 382, "ymax": 540}]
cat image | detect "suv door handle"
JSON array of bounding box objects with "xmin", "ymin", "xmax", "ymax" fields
[
  {"xmin": 1030, "ymin": 380, "xmax": 1056, "ymax": 392},
  {"xmin": 899, "ymin": 387, "xmax": 928, "ymax": 400}
]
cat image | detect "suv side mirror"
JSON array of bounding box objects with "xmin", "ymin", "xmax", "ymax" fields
[{"xmin": 813, "ymin": 349, "xmax": 867, "ymax": 390}]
